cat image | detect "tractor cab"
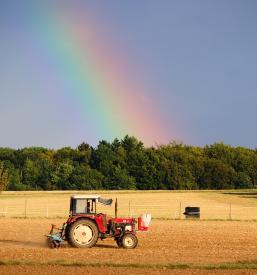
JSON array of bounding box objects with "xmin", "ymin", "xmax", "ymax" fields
[{"xmin": 70, "ymin": 195, "xmax": 113, "ymax": 215}]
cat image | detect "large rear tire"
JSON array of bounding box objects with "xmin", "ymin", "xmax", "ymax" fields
[
  {"xmin": 121, "ymin": 233, "xmax": 138, "ymax": 249},
  {"xmin": 68, "ymin": 219, "xmax": 98, "ymax": 248},
  {"xmin": 65, "ymin": 224, "xmax": 71, "ymax": 242}
]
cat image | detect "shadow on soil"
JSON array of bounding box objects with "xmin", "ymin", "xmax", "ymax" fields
[
  {"xmin": 95, "ymin": 243, "xmax": 118, "ymax": 249},
  {"xmin": 223, "ymin": 192, "xmax": 257, "ymax": 199},
  {"xmin": 0, "ymin": 239, "xmax": 118, "ymax": 249},
  {"xmin": 0, "ymin": 239, "xmax": 45, "ymax": 248}
]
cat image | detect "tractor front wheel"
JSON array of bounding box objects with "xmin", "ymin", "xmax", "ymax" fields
[
  {"xmin": 121, "ymin": 233, "xmax": 138, "ymax": 249},
  {"xmin": 68, "ymin": 219, "xmax": 98, "ymax": 248}
]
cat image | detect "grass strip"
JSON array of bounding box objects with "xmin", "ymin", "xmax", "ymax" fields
[
  {"xmin": 202, "ymin": 261, "xmax": 257, "ymax": 270},
  {"xmin": 1, "ymin": 260, "xmax": 257, "ymax": 270}
]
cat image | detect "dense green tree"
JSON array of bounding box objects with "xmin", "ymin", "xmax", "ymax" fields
[
  {"xmin": 103, "ymin": 166, "xmax": 136, "ymax": 190},
  {"xmin": 70, "ymin": 164, "xmax": 103, "ymax": 190},
  {"xmin": 91, "ymin": 140, "xmax": 119, "ymax": 177},
  {"xmin": 51, "ymin": 161, "xmax": 74, "ymax": 189},
  {"xmin": 235, "ymin": 172, "xmax": 252, "ymax": 189},
  {"xmin": 23, "ymin": 159, "xmax": 40, "ymax": 189},
  {"xmin": 121, "ymin": 135, "xmax": 144, "ymax": 152},
  {"xmin": 0, "ymin": 162, "xmax": 9, "ymax": 191},
  {"xmin": 36, "ymin": 156, "xmax": 55, "ymax": 190},
  {"xmin": 1, "ymin": 136, "xmax": 257, "ymax": 190},
  {"xmin": 0, "ymin": 148, "xmax": 17, "ymax": 164},
  {"xmin": 76, "ymin": 142, "xmax": 92, "ymax": 164},
  {"xmin": 199, "ymin": 159, "xmax": 236, "ymax": 189},
  {"xmin": 7, "ymin": 169, "xmax": 25, "ymax": 190}
]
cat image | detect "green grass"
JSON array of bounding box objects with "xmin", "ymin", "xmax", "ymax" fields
[{"xmin": 0, "ymin": 260, "xmax": 257, "ymax": 270}]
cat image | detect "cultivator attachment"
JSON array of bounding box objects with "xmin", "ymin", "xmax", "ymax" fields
[{"xmin": 46, "ymin": 224, "xmax": 65, "ymax": 248}]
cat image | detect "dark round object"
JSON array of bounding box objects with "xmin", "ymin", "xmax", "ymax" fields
[
  {"xmin": 184, "ymin": 207, "xmax": 200, "ymax": 218},
  {"xmin": 121, "ymin": 233, "xmax": 138, "ymax": 249},
  {"xmin": 68, "ymin": 219, "xmax": 98, "ymax": 248},
  {"xmin": 184, "ymin": 207, "xmax": 200, "ymax": 214}
]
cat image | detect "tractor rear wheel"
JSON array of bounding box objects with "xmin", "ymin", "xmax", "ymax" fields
[
  {"xmin": 68, "ymin": 219, "xmax": 98, "ymax": 248},
  {"xmin": 65, "ymin": 224, "xmax": 71, "ymax": 242},
  {"xmin": 121, "ymin": 233, "xmax": 138, "ymax": 249}
]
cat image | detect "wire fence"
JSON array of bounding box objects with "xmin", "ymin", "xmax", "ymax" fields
[{"xmin": 1, "ymin": 198, "xmax": 257, "ymax": 220}]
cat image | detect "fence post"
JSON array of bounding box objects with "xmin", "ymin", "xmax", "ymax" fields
[
  {"xmin": 24, "ymin": 199, "xmax": 27, "ymax": 218},
  {"xmin": 179, "ymin": 202, "xmax": 182, "ymax": 219},
  {"xmin": 229, "ymin": 203, "xmax": 232, "ymax": 220}
]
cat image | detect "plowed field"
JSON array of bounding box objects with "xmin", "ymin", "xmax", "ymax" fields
[{"xmin": 0, "ymin": 218, "xmax": 257, "ymax": 274}]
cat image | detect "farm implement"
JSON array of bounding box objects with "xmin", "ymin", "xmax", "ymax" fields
[{"xmin": 46, "ymin": 194, "xmax": 151, "ymax": 249}]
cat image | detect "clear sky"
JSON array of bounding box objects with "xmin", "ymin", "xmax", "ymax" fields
[{"xmin": 0, "ymin": 0, "xmax": 257, "ymax": 148}]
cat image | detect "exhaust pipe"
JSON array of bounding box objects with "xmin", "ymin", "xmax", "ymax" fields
[{"xmin": 115, "ymin": 198, "xmax": 118, "ymax": 218}]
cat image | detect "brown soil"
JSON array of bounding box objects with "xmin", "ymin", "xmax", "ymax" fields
[
  {"xmin": 0, "ymin": 219, "xmax": 257, "ymax": 274},
  {"xmin": 0, "ymin": 266, "xmax": 256, "ymax": 275}
]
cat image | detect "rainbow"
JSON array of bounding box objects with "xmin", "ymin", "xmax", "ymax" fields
[{"xmin": 31, "ymin": 2, "xmax": 172, "ymax": 146}]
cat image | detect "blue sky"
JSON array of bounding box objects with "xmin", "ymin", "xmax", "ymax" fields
[{"xmin": 0, "ymin": 0, "xmax": 257, "ymax": 148}]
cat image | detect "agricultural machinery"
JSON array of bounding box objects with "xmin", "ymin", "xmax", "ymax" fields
[{"xmin": 46, "ymin": 194, "xmax": 151, "ymax": 249}]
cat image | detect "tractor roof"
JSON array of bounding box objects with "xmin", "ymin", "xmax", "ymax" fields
[
  {"xmin": 71, "ymin": 195, "xmax": 113, "ymax": 206},
  {"xmin": 71, "ymin": 195, "xmax": 100, "ymax": 199}
]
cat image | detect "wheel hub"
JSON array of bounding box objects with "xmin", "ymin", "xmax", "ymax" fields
[
  {"xmin": 73, "ymin": 224, "xmax": 93, "ymax": 245},
  {"xmin": 124, "ymin": 236, "xmax": 133, "ymax": 247}
]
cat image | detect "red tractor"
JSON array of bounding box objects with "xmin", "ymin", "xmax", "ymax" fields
[{"xmin": 46, "ymin": 195, "xmax": 151, "ymax": 249}]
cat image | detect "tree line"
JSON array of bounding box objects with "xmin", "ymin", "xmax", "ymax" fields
[{"xmin": 0, "ymin": 135, "xmax": 257, "ymax": 191}]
